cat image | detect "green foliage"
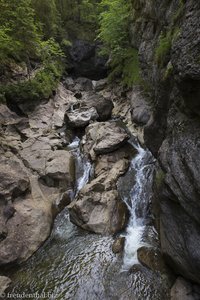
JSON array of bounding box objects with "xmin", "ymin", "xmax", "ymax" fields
[
  {"xmin": 163, "ymin": 61, "xmax": 173, "ymax": 80},
  {"xmin": 0, "ymin": 0, "xmax": 41, "ymax": 64},
  {"xmin": 108, "ymin": 48, "xmax": 141, "ymax": 86},
  {"xmin": 55, "ymin": 0, "xmax": 100, "ymax": 40},
  {"xmin": 40, "ymin": 38, "xmax": 65, "ymax": 63},
  {"xmin": 155, "ymin": 31, "xmax": 172, "ymax": 67},
  {"xmin": 0, "ymin": 0, "xmax": 66, "ymax": 103},
  {"xmin": 155, "ymin": 26, "xmax": 181, "ymax": 68},
  {"xmin": 98, "ymin": 0, "xmax": 141, "ymax": 87},
  {"xmin": 98, "ymin": 0, "xmax": 131, "ymax": 54},
  {"xmin": 122, "ymin": 48, "xmax": 141, "ymax": 86},
  {"xmin": 31, "ymin": 0, "xmax": 60, "ymax": 39},
  {"xmin": 0, "ymin": 63, "xmax": 63, "ymax": 103},
  {"xmin": 155, "ymin": 169, "xmax": 166, "ymax": 189}
]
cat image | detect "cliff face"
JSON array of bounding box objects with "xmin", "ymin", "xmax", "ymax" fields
[{"xmin": 130, "ymin": 0, "xmax": 200, "ymax": 284}]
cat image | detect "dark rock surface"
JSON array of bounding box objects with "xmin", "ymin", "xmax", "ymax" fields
[
  {"xmin": 129, "ymin": 0, "xmax": 200, "ymax": 286},
  {"xmin": 130, "ymin": 87, "xmax": 152, "ymax": 126},
  {"xmin": 82, "ymin": 92, "xmax": 114, "ymax": 121},
  {"xmin": 170, "ymin": 277, "xmax": 200, "ymax": 300},
  {"xmin": 112, "ymin": 236, "xmax": 125, "ymax": 254},
  {"xmin": 69, "ymin": 40, "xmax": 108, "ymax": 80},
  {"xmin": 160, "ymin": 199, "xmax": 200, "ymax": 284},
  {"xmin": 137, "ymin": 246, "xmax": 167, "ymax": 273}
]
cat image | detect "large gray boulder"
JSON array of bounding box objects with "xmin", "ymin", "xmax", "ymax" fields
[
  {"xmin": 0, "ymin": 176, "xmax": 53, "ymax": 265},
  {"xmin": 68, "ymin": 159, "xmax": 129, "ymax": 234},
  {"xmin": 130, "ymin": 87, "xmax": 152, "ymax": 126},
  {"xmin": 0, "ymin": 85, "xmax": 76, "ymax": 266},
  {"xmin": 21, "ymin": 138, "xmax": 74, "ymax": 184},
  {"xmin": 82, "ymin": 121, "xmax": 130, "ymax": 159},
  {"xmin": 44, "ymin": 150, "xmax": 75, "ymax": 190},
  {"xmin": 65, "ymin": 107, "xmax": 99, "ymax": 128},
  {"xmin": 82, "ymin": 93, "xmax": 113, "ymax": 121},
  {"xmin": 0, "ymin": 157, "xmax": 30, "ymax": 202},
  {"xmin": 69, "ymin": 121, "xmax": 132, "ymax": 235}
]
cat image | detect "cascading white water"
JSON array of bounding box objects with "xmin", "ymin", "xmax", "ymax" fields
[
  {"xmin": 67, "ymin": 136, "xmax": 92, "ymax": 194},
  {"xmin": 9, "ymin": 135, "xmax": 169, "ymax": 300},
  {"xmin": 119, "ymin": 140, "xmax": 156, "ymax": 270}
]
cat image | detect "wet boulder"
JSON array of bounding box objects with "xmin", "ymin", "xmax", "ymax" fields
[
  {"xmin": 137, "ymin": 246, "xmax": 167, "ymax": 273},
  {"xmin": 68, "ymin": 186, "xmax": 128, "ymax": 235},
  {"xmin": 68, "ymin": 159, "xmax": 129, "ymax": 234},
  {"xmin": 112, "ymin": 236, "xmax": 125, "ymax": 254},
  {"xmin": 65, "ymin": 107, "xmax": 99, "ymax": 128}
]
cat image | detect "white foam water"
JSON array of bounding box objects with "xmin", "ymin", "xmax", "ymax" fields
[
  {"xmin": 121, "ymin": 141, "xmax": 155, "ymax": 270},
  {"xmin": 67, "ymin": 137, "xmax": 92, "ymax": 195}
]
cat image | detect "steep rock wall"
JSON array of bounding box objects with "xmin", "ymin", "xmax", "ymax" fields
[{"xmin": 130, "ymin": 0, "xmax": 200, "ymax": 284}]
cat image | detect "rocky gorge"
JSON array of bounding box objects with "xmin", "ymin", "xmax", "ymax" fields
[
  {"xmin": 129, "ymin": 0, "xmax": 200, "ymax": 297},
  {"xmin": 0, "ymin": 75, "xmax": 172, "ymax": 299},
  {"xmin": 0, "ymin": 0, "xmax": 200, "ymax": 299}
]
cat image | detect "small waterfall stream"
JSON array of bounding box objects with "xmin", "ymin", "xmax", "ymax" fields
[
  {"xmin": 118, "ymin": 139, "xmax": 156, "ymax": 269},
  {"xmin": 67, "ymin": 137, "xmax": 92, "ymax": 194},
  {"xmin": 6, "ymin": 135, "xmax": 170, "ymax": 300}
]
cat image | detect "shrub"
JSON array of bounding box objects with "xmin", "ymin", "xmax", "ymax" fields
[
  {"xmin": 122, "ymin": 48, "xmax": 141, "ymax": 86},
  {"xmin": 155, "ymin": 31, "xmax": 172, "ymax": 67},
  {"xmin": 0, "ymin": 62, "xmax": 63, "ymax": 103},
  {"xmin": 98, "ymin": 0, "xmax": 141, "ymax": 87}
]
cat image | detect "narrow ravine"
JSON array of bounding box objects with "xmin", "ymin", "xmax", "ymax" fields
[{"xmin": 5, "ymin": 122, "xmax": 170, "ymax": 299}]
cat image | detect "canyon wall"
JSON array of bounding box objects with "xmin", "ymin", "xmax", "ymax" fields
[{"xmin": 130, "ymin": 0, "xmax": 200, "ymax": 285}]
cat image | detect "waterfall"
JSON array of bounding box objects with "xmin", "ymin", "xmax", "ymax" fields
[
  {"xmin": 67, "ymin": 136, "xmax": 92, "ymax": 195},
  {"xmin": 118, "ymin": 140, "xmax": 156, "ymax": 270}
]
